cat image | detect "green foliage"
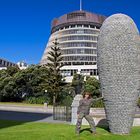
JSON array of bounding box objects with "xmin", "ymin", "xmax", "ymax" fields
[
  {"xmin": 52, "ymin": 83, "xmax": 74, "ymax": 106},
  {"xmin": 84, "ymin": 76, "xmax": 101, "ymax": 97},
  {"xmin": 137, "ymin": 97, "xmax": 140, "ymax": 107},
  {"xmin": 0, "ymin": 67, "xmax": 20, "ymax": 102},
  {"xmin": 0, "ymin": 65, "xmax": 49, "ymax": 102},
  {"xmin": 25, "ymin": 96, "xmax": 47, "ymax": 104},
  {"xmin": 6, "ymin": 66, "xmax": 19, "ymax": 76},
  {"xmin": 71, "ymin": 75, "xmax": 101, "ymax": 97},
  {"xmin": 45, "ymin": 39, "xmax": 64, "ymax": 105},
  {"xmin": 0, "ymin": 69, "xmax": 9, "ymax": 80},
  {"xmin": 62, "ymin": 83, "xmax": 75, "ymax": 97},
  {"xmin": 61, "ymin": 96, "xmax": 73, "ymax": 106},
  {"xmin": 92, "ymin": 98, "xmax": 105, "ymax": 108},
  {"xmin": 0, "ymin": 63, "xmax": 66, "ymax": 105},
  {"xmin": 71, "ymin": 73, "xmax": 84, "ymax": 86},
  {"xmin": 0, "ymin": 63, "xmax": 101, "ymax": 106},
  {"xmin": 71, "ymin": 73, "xmax": 84, "ymax": 95}
]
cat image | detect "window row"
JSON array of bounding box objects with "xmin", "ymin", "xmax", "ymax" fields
[
  {"xmin": 81, "ymin": 69, "xmax": 98, "ymax": 76},
  {"xmin": 63, "ymin": 56, "xmax": 97, "ymax": 61},
  {"xmin": 59, "ymin": 29, "xmax": 99, "ymax": 35},
  {"xmin": 67, "ymin": 12, "xmax": 86, "ymax": 19},
  {"xmin": 59, "ymin": 36, "xmax": 98, "ymax": 42},
  {"xmin": 61, "ymin": 62, "xmax": 97, "ymax": 66},
  {"xmin": 60, "ymin": 42, "xmax": 97, "ymax": 48},
  {"xmin": 61, "ymin": 69, "xmax": 98, "ymax": 76},
  {"xmin": 61, "ymin": 69, "xmax": 78, "ymax": 76},
  {"xmin": 53, "ymin": 24, "xmax": 100, "ymax": 33},
  {"xmin": 61, "ymin": 49, "xmax": 97, "ymax": 54}
]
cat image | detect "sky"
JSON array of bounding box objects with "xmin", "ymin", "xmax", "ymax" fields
[{"xmin": 0, "ymin": 0, "xmax": 139, "ymax": 64}]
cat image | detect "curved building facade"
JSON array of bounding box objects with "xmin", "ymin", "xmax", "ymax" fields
[
  {"xmin": 40, "ymin": 10, "xmax": 106, "ymax": 82},
  {"xmin": 0, "ymin": 58, "xmax": 17, "ymax": 70}
]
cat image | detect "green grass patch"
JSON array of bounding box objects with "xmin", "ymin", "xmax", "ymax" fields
[{"xmin": 0, "ymin": 120, "xmax": 140, "ymax": 140}]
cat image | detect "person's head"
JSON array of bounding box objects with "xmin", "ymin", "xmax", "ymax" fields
[{"xmin": 83, "ymin": 91, "xmax": 92, "ymax": 99}]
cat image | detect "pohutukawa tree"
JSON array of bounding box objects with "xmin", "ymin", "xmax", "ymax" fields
[{"xmin": 46, "ymin": 39, "xmax": 64, "ymax": 105}]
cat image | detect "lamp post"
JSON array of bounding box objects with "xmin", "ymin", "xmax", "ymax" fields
[{"xmin": 44, "ymin": 90, "xmax": 48, "ymax": 112}]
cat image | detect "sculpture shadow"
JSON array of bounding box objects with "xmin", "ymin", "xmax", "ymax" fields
[
  {"xmin": 80, "ymin": 128, "xmax": 92, "ymax": 134},
  {"xmin": 96, "ymin": 119, "xmax": 109, "ymax": 132},
  {"xmin": 0, "ymin": 110, "xmax": 52, "ymax": 130},
  {"xmin": 79, "ymin": 119, "xmax": 109, "ymax": 134}
]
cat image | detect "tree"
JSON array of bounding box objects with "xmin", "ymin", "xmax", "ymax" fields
[
  {"xmin": 6, "ymin": 66, "xmax": 19, "ymax": 76},
  {"xmin": 0, "ymin": 65, "xmax": 50, "ymax": 102},
  {"xmin": 84, "ymin": 76, "xmax": 101, "ymax": 97},
  {"xmin": 45, "ymin": 39, "xmax": 64, "ymax": 105},
  {"xmin": 0, "ymin": 67, "xmax": 20, "ymax": 102},
  {"xmin": 14, "ymin": 65, "xmax": 49, "ymax": 99}
]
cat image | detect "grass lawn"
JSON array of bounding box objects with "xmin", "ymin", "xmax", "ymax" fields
[{"xmin": 0, "ymin": 120, "xmax": 140, "ymax": 140}]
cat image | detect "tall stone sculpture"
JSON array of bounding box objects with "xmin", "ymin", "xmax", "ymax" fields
[{"xmin": 97, "ymin": 14, "xmax": 140, "ymax": 134}]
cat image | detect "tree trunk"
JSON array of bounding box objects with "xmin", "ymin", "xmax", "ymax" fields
[
  {"xmin": 53, "ymin": 94, "xmax": 56, "ymax": 120},
  {"xmin": 53, "ymin": 94, "xmax": 56, "ymax": 106}
]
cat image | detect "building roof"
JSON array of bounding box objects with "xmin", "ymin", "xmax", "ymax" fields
[{"xmin": 51, "ymin": 10, "xmax": 106, "ymax": 30}]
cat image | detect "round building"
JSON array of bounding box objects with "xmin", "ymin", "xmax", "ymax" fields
[{"xmin": 40, "ymin": 10, "xmax": 106, "ymax": 82}]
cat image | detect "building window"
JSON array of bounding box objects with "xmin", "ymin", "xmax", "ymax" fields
[
  {"xmin": 65, "ymin": 26, "xmax": 69, "ymax": 29},
  {"xmin": 59, "ymin": 36, "xmax": 98, "ymax": 41},
  {"xmin": 90, "ymin": 25, "xmax": 95, "ymax": 28},
  {"xmin": 71, "ymin": 25, "xmax": 76, "ymax": 28},
  {"xmin": 84, "ymin": 25, "xmax": 89, "ymax": 28},
  {"xmin": 63, "ymin": 56, "xmax": 96, "ymax": 62},
  {"xmin": 0, "ymin": 60, "xmax": 2, "ymax": 64},
  {"xmin": 67, "ymin": 12, "xmax": 86, "ymax": 19},
  {"xmin": 61, "ymin": 69, "xmax": 78, "ymax": 76},
  {"xmin": 77, "ymin": 24, "xmax": 82, "ymax": 27},
  {"xmin": 60, "ymin": 42, "xmax": 97, "ymax": 48}
]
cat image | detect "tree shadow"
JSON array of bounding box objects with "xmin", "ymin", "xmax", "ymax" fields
[{"xmin": 0, "ymin": 110, "xmax": 52, "ymax": 130}]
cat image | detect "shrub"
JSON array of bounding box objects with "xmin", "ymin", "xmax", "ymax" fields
[
  {"xmin": 137, "ymin": 97, "xmax": 140, "ymax": 107},
  {"xmin": 25, "ymin": 96, "xmax": 48, "ymax": 104},
  {"xmin": 61, "ymin": 96, "xmax": 73, "ymax": 106},
  {"xmin": 92, "ymin": 98, "xmax": 104, "ymax": 108}
]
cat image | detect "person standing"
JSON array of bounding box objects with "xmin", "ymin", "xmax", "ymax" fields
[{"xmin": 76, "ymin": 91, "xmax": 103, "ymax": 135}]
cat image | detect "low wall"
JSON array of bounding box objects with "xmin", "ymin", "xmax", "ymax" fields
[
  {"xmin": 73, "ymin": 108, "xmax": 140, "ymax": 126},
  {"xmin": 0, "ymin": 104, "xmax": 53, "ymax": 113}
]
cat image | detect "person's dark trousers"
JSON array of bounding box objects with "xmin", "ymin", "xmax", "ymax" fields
[{"xmin": 76, "ymin": 113, "xmax": 96, "ymax": 134}]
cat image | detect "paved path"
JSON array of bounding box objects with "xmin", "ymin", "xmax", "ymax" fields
[
  {"xmin": 0, "ymin": 104, "xmax": 53, "ymax": 113},
  {"xmin": 0, "ymin": 104, "xmax": 140, "ymax": 124},
  {"xmin": 0, "ymin": 105, "xmax": 69, "ymax": 124}
]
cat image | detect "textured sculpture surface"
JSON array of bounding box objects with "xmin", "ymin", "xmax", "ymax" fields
[{"xmin": 97, "ymin": 14, "xmax": 140, "ymax": 134}]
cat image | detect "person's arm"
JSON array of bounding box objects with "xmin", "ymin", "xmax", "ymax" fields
[{"xmin": 77, "ymin": 100, "xmax": 83, "ymax": 115}]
